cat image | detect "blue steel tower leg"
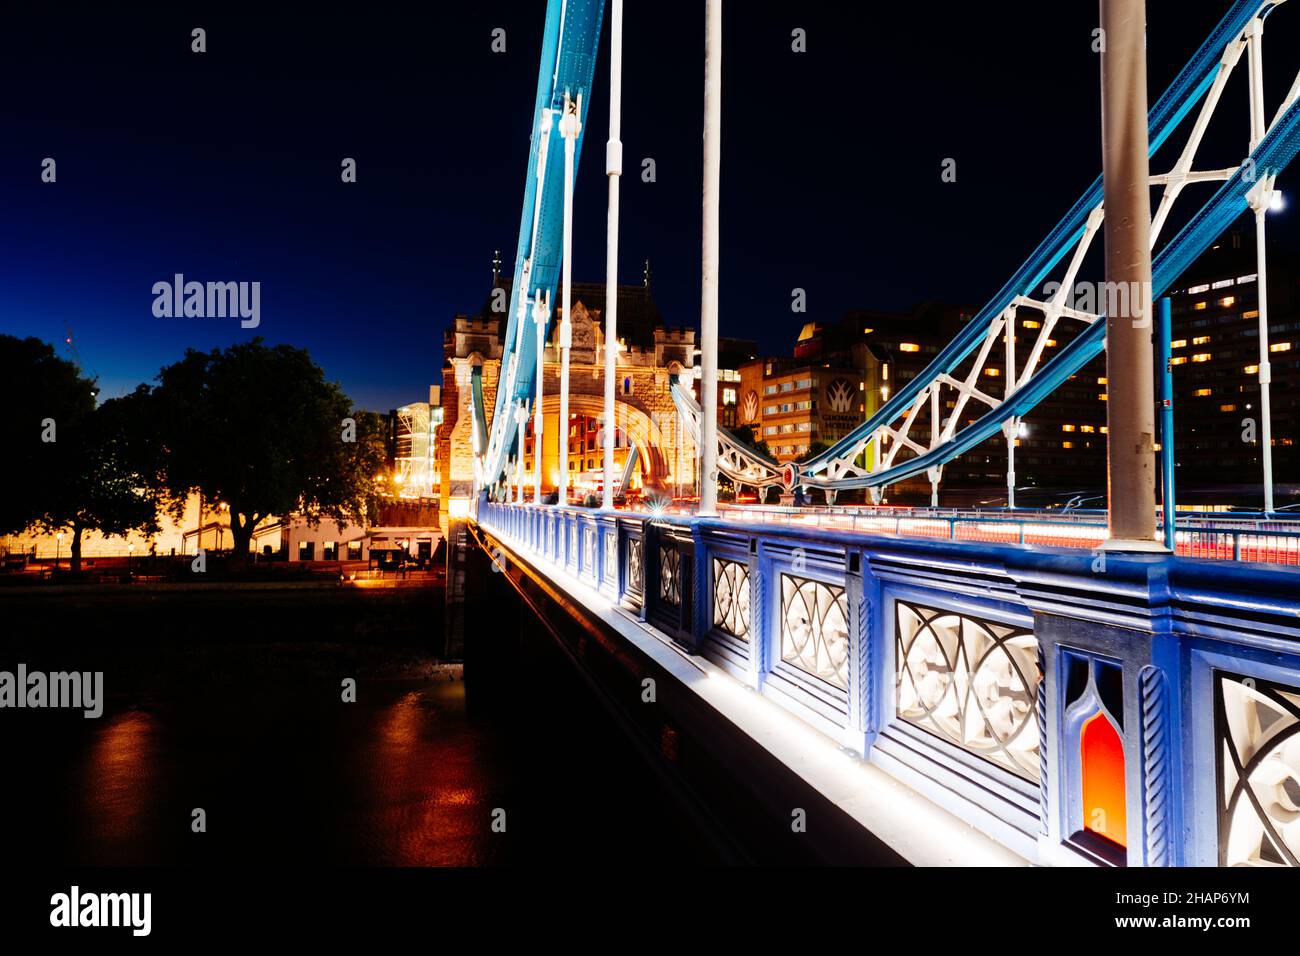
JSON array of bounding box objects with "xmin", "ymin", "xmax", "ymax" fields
[{"xmin": 1157, "ymin": 297, "xmax": 1176, "ymax": 552}]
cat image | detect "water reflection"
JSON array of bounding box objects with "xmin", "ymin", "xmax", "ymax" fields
[
  {"xmin": 79, "ymin": 708, "xmax": 161, "ymax": 864},
  {"xmin": 359, "ymin": 684, "xmax": 503, "ymax": 866},
  {"xmin": 0, "ymin": 627, "xmax": 715, "ymax": 865}
]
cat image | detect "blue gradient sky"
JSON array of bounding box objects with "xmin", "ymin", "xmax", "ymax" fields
[{"xmin": 2, "ymin": 2, "xmax": 1294, "ymax": 411}]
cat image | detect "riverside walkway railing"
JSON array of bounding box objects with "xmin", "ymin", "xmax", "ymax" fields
[{"xmin": 477, "ymin": 495, "xmax": 1300, "ymax": 867}]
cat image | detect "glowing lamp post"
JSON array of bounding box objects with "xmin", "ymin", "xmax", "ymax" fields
[{"xmin": 55, "ymin": 532, "xmax": 63, "ymax": 572}]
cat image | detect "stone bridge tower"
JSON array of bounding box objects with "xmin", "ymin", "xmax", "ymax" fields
[{"xmin": 437, "ymin": 279, "xmax": 697, "ymax": 525}]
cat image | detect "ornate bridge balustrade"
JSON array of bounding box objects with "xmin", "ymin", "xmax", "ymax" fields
[{"xmin": 475, "ymin": 497, "xmax": 1300, "ymax": 868}]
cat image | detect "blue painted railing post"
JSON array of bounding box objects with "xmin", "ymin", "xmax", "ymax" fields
[
  {"xmin": 643, "ymin": 517, "xmax": 661, "ymax": 625},
  {"xmin": 689, "ymin": 520, "xmax": 709, "ymax": 652},
  {"xmin": 845, "ymin": 549, "xmax": 870, "ymax": 747},
  {"xmin": 1015, "ymin": 552, "xmax": 1180, "ymax": 867},
  {"xmin": 745, "ymin": 536, "xmax": 765, "ymax": 689},
  {"xmin": 598, "ymin": 513, "xmax": 620, "ymax": 599}
]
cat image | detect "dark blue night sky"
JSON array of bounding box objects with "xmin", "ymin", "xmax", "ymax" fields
[{"xmin": 2, "ymin": 2, "xmax": 1295, "ymax": 411}]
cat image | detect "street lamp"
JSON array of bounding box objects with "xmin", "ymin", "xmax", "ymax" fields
[
  {"xmin": 55, "ymin": 532, "xmax": 63, "ymax": 571},
  {"xmin": 128, "ymin": 542, "xmax": 135, "ymax": 577}
]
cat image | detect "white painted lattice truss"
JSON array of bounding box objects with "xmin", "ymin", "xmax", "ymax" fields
[
  {"xmin": 668, "ymin": 376, "xmax": 784, "ymax": 492},
  {"xmin": 652, "ymin": 3, "xmax": 1300, "ymax": 505}
]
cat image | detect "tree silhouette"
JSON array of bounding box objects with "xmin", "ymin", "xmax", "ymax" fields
[{"xmin": 150, "ymin": 339, "xmax": 386, "ymax": 560}]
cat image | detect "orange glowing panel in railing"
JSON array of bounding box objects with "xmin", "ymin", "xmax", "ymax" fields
[{"xmin": 1081, "ymin": 711, "xmax": 1127, "ymax": 848}]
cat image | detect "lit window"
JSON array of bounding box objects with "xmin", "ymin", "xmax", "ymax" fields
[
  {"xmin": 1022, "ymin": 319, "xmax": 1042, "ymax": 329},
  {"xmin": 1194, "ymin": 301, "xmax": 1207, "ymax": 311},
  {"xmin": 1192, "ymin": 353, "xmax": 1212, "ymax": 363},
  {"xmin": 1193, "ymin": 335, "xmax": 1211, "ymax": 345},
  {"xmin": 722, "ymin": 387, "xmax": 737, "ymax": 406},
  {"xmin": 1244, "ymin": 364, "xmax": 1260, "ymax": 374},
  {"xmin": 1194, "ymin": 388, "xmax": 1213, "ymax": 397},
  {"xmin": 1236, "ymin": 274, "xmax": 1258, "ymax": 284},
  {"xmin": 1101, "ymin": 426, "xmax": 1108, "ymax": 434},
  {"xmin": 1170, "ymin": 339, "xmax": 1187, "ymax": 349},
  {"xmin": 1062, "ymin": 441, "xmax": 1074, "ymax": 449},
  {"xmin": 1220, "ymin": 404, "xmax": 1238, "ymax": 413},
  {"xmin": 1271, "ymin": 342, "xmax": 1292, "ymax": 353},
  {"xmin": 1170, "ymin": 356, "xmax": 1188, "ymax": 366},
  {"xmin": 1212, "ymin": 279, "xmax": 1234, "ymax": 290},
  {"xmin": 1219, "ymin": 296, "xmax": 1236, "ymax": 307},
  {"xmin": 1046, "ymin": 339, "xmax": 1058, "ymax": 347},
  {"xmin": 1098, "ymin": 393, "xmax": 1108, "ymax": 401},
  {"xmin": 985, "ymin": 367, "xmax": 1000, "ymax": 377},
  {"xmin": 1096, "ymin": 377, "xmax": 1107, "ymax": 385},
  {"xmin": 1188, "ymin": 283, "xmax": 1211, "ymax": 294},
  {"xmin": 900, "ymin": 343, "xmax": 920, "ymax": 353},
  {"xmin": 1242, "ymin": 310, "xmax": 1260, "ymax": 319},
  {"xmin": 1062, "ymin": 424, "xmax": 1076, "ymax": 433}
]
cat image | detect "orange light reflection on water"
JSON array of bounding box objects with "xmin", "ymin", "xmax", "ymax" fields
[
  {"xmin": 369, "ymin": 688, "xmax": 493, "ymax": 865},
  {"xmin": 81, "ymin": 709, "xmax": 159, "ymax": 861}
]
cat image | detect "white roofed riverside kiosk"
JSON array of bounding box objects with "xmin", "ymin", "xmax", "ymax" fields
[{"xmin": 448, "ymin": 0, "xmax": 1300, "ymax": 866}]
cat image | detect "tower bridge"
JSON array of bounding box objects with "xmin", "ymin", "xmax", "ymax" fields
[
  {"xmin": 437, "ymin": 280, "xmax": 699, "ymax": 510},
  {"xmin": 449, "ymin": 0, "xmax": 1300, "ymax": 866}
]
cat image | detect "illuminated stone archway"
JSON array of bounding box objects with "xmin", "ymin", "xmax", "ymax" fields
[{"xmin": 528, "ymin": 392, "xmax": 673, "ymax": 493}]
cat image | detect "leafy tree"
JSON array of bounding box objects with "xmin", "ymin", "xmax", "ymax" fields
[
  {"xmin": 0, "ymin": 335, "xmax": 95, "ymax": 538},
  {"xmin": 48, "ymin": 389, "xmax": 165, "ymax": 571},
  {"xmin": 0, "ymin": 335, "xmax": 162, "ymax": 571},
  {"xmin": 150, "ymin": 339, "xmax": 386, "ymax": 559}
]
